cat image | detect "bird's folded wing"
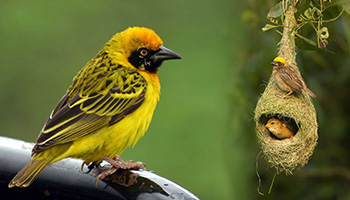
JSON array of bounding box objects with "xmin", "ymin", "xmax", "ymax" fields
[
  {"xmin": 32, "ymin": 71, "xmax": 147, "ymax": 154},
  {"xmin": 278, "ymin": 67, "xmax": 304, "ymax": 92}
]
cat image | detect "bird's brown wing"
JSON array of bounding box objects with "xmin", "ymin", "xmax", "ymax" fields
[
  {"xmin": 32, "ymin": 69, "xmax": 147, "ymax": 155},
  {"xmin": 278, "ymin": 67, "xmax": 304, "ymax": 93}
]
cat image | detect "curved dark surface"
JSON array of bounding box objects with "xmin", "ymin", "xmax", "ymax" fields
[{"xmin": 0, "ymin": 136, "xmax": 199, "ymax": 200}]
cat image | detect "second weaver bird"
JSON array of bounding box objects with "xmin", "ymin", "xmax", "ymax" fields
[
  {"xmin": 271, "ymin": 57, "xmax": 316, "ymax": 99},
  {"xmin": 8, "ymin": 27, "xmax": 181, "ymax": 188},
  {"xmin": 265, "ymin": 118, "xmax": 294, "ymax": 140}
]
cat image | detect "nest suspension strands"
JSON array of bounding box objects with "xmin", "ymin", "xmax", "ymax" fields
[{"xmin": 254, "ymin": 6, "xmax": 318, "ymax": 174}]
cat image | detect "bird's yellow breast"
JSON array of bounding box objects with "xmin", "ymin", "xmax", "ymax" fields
[{"xmin": 66, "ymin": 72, "xmax": 160, "ymax": 163}]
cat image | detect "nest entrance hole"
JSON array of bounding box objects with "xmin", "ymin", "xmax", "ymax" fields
[{"xmin": 258, "ymin": 113, "xmax": 300, "ymax": 140}]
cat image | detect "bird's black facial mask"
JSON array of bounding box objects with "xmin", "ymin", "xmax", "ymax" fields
[
  {"xmin": 129, "ymin": 46, "xmax": 181, "ymax": 73},
  {"xmin": 128, "ymin": 48, "xmax": 159, "ymax": 73}
]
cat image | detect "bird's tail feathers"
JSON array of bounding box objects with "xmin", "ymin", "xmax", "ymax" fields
[
  {"xmin": 305, "ymin": 87, "xmax": 316, "ymax": 98},
  {"xmin": 8, "ymin": 158, "xmax": 50, "ymax": 188}
]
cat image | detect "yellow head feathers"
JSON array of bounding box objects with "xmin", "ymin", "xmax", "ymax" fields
[
  {"xmin": 273, "ymin": 57, "xmax": 287, "ymax": 66},
  {"xmin": 105, "ymin": 27, "xmax": 163, "ymax": 56}
]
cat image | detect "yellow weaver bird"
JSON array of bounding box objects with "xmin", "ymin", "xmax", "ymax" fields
[
  {"xmin": 271, "ymin": 57, "xmax": 316, "ymax": 99},
  {"xmin": 8, "ymin": 27, "xmax": 181, "ymax": 188},
  {"xmin": 265, "ymin": 118, "xmax": 294, "ymax": 140}
]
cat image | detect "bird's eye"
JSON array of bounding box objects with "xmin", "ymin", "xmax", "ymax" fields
[
  {"xmin": 271, "ymin": 122, "xmax": 274, "ymax": 125},
  {"xmin": 140, "ymin": 49, "xmax": 148, "ymax": 56}
]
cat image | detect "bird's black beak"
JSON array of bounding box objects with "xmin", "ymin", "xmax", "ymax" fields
[
  {"xmin": 271, "ymin": 61, "xmax": 278, "ymax": 66},
  {"xmin": 151, "ymin": 46, "xmax": 181, "ymax": 64}
]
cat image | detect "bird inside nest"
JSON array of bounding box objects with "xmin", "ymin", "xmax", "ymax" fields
[
  {"xmin": 265, "ymin": 118, "xmax": 297, "ymax": 140},
  {"xmin": 271, "ymin": 57, "xmax": 316, "ymax": 99}
]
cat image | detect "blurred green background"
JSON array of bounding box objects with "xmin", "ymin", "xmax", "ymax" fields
[{"xmin": 1, "ymin": 0, "xmax": 349, "ymax": 199}]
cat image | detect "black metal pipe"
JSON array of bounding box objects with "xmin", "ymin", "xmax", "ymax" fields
[{"xmin": 0, "ymin": 136, "xmax": 199, "ymax": 200}]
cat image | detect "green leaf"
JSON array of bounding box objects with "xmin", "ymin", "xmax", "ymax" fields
[
  {"xmin": 310, "ymin": 0, "xmax": 321, "ymax": 9},
  {"xmin": 267, "ymin": 2, "xmax": 284, "ymax": 19},
  {"xmin": 296, "ymin": 34, "xmax": 317, "ymax": 48},
  {"xmin": 288, "ymin": 31, "xmax": 296, "ymax": 49},
  {"xmin": 262, "ymin": 24, "xmax": 279, "ymax": 32},
  {"xmin": 288, "ymin": 31, "xmax": 296, "ymax": 60},
  {"xmin": 344, "ymin": 3, "xmax": 350, "ymax": 15},
  {"xmin": 325, "ymin": 0, "xmax": 349, "ymax": 8},
  {"xmin": 331, "ymin": 0, "xmax": 350, "ymax": 15},
  {"xmin": 295, "ymin": 34, "xmax": 335, "ymax": 54},
  {"xmin": 323, "ymin": 5, "xmax": 344, "ymax": 21},
  {"xmin": 295, "ymin": 0, "xmax": 311, "ymax": 18}
]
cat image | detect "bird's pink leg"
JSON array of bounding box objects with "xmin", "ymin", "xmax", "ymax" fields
[
  {"xmin": 95, "ymin": 155, "xmax": 146, "ymax": 186},
  {"xmin": 277, "ymin": 91, "xmax": 293, "ymax": 99},
  {"xmin": 290, "ymin": 135, "xmax": 294, "ymax": 141}
]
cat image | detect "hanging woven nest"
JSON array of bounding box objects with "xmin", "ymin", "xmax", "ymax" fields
[{"xmin": 254, "ymin": 6, "xmax": 318, "ymax": 174}]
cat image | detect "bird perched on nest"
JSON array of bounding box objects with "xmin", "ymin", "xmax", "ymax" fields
[
  {"xmin": 265, "ymin": 118, "xmax": 294, "ymax": 140},
  {"xmin": 271, "ymin": 57, "xmax": 316, "ymax": 99},
  {"xmin": 8, "ymin": 27, "xmax": 181, "ymax": 188}
]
